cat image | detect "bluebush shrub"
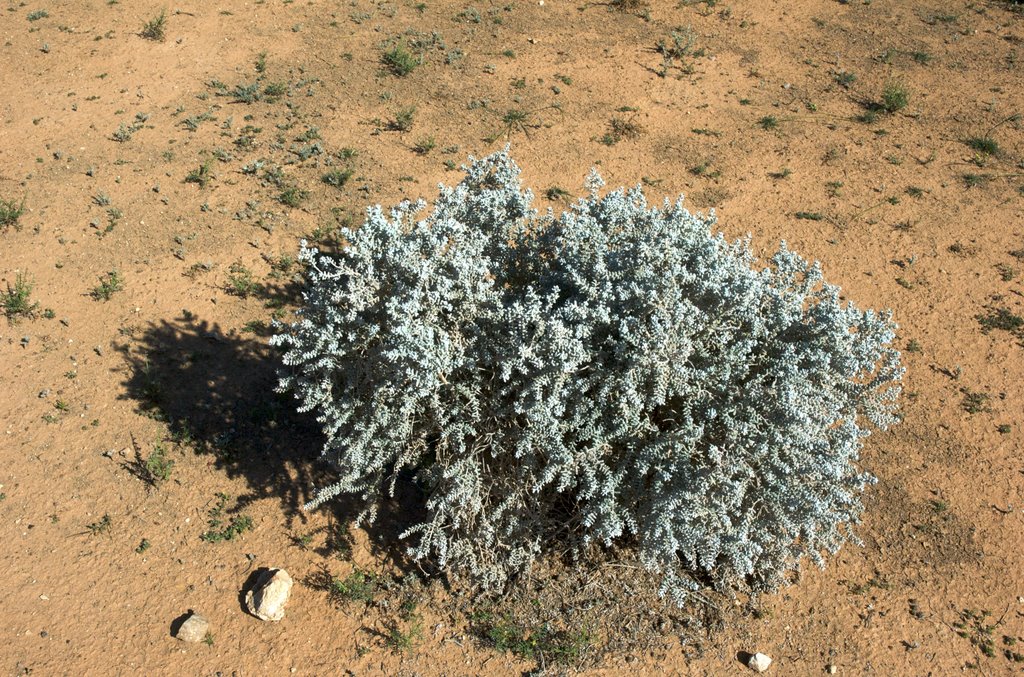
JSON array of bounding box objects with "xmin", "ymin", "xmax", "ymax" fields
[{"xmin": 273, "ymin": 150, "xmax": 902, "ymax": 602}]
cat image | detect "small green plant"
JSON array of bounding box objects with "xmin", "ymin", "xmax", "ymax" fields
[
  {"xmin": 906, "ymin": 339, "xmax": 922, "ymax": 353},
  {"xmin": 689, "ymin": 161, "xmax": 720, "ymax": 178},
  {"xmin": 388, "ymin": 106, "xmax": 416, "ymax": 132},
  {"xmin": 545, "ymin": 186, "xmax": 571, "ymax": 201},
  {"xmin": 412, "ymin": 136, "xmax": 436, "ymax": 155},
  {"xmin": 255, "ymin": 51, "xmax": 267, "ymax": 73},
  {"xmin": 185, "ymin": 160, "xmax": 214, "ymax": 188},
  {"xmin": 87, "ymin": 514, "xmax": 113, "ymax": 536},
  {"xmin": 330, "ymin": 568, "xmax": 377, "ymax": 603},
  {"xmin": 795, "ymin": 211, "xmax": 824, "ymax": 221},
  {"xmin": 229, "ymin": 82, "xmax": 262, "ymax": 104},
  {"xmin": 963, "ymin": 173, "xmax": 992, "ymax": 188},
  {"xmin": 135, "ymin": 538, "xmax": 151, "ymax": 553},
  {"xmin": 111, "ymin": 122, "xmax": 137, "ymax": 142},
  {"xmin": 384, "ymin": 617, "xmax": 423, "ymax": 653},
  {"xmin": 203, "ymin": 632, "xmax": 214, "ymax": 646},
  {"xmin": 200, "ymin": 493, "xmax": 254, "ymax": 542},
  {"xmin": 145, "ymin": 443, "xmax": 175, "ymax": 483},
  {"xmin": 881, "ymin": 80, "xmax": 909, "ymax": 113},
  {"xmin": 961, "ymin": 390, "xmax": 990, "ymax": 414},
  {"xmin": 382, "ymin": 44, "xmax": 419, "ymax": 76},
  {"xmin": 322, "ymin": 168, "xmax": 353, "ymax": 188},
  {"xmin": 0, "ymin": 196, "xmax": 26, "ymax": 230},
  {"xmin": 90, "ymin": 271, "xmax": 125, "ymax": 301},
  {"xmin": 655, "ymin": 26, "xmax": 697, "ymax": 75},
  {"xmin": 28, "ymin": 9, "xmax": 49, "ymax": 21},
  {"xmin": 278, "ymin": 185, "xmax": 309, "ymax": 208},
  {"xmin": 3, "ymin": 273, "xmax": 39, "ymax": 322},
  {"xmin": 966, "ymin": 136, "xmax": 999, "ymax": 156},
  {"xmin": 953, "ymin": 608, "xmax": 1000, "ymax": 660},
  {"xmin": 600, "ymin": 117, "xmax": 644, "ymax": 145},
  {"xmin": 477, "ymin": 614, "xmax": 592, "ymax": 666},
  {"xmin": 263, "ymin": 82, "xmax": 287, "ymax": 99},
  {"xmin": 758, "ymin": 115, "xmax": 779, "ymax": 130},
  {"xmin": 140, "ymin": 10, "xmax": 167, "ymax": 41},
  {"xmin": 226, "ymin": 263, "xmax": 257, "ymax": 297},
  {"xmin": 834, "ymin": 71, "xmax": 856, "ymax": 88},
  {"xmin": 977, "ymin": 307, "xmax": 1024, "ymax": 337}
]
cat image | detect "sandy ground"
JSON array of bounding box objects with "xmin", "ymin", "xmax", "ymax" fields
[{"xmin": 2, "ymin": 0, "xmax": 1024, "ymax": 674}]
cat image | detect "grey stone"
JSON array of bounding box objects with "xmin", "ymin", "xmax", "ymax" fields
[
  {"xmin": 245, "ymin": 568, "xmax": 293, "ymax": 621},
  {"xmin": 174, "ymin": 612, "xmax": 209, "ymax": 642},
  {"xmin": 747, "ymin": 652, "xmax": 772, "ymax": 673}
]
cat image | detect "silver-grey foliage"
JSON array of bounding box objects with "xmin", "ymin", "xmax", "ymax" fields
[{"xmin": 273, "ymin": 150, "xmax": 903, "ymax": 602}]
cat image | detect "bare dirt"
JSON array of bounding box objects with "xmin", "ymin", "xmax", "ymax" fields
[{"xmin": 2, "ymin": 0, "xmax": 1024, "ymax": 674}]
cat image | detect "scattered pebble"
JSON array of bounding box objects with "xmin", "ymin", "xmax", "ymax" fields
[
  {"xmin": 747, "ymin": 652, "xmax": 772, "ymax": 673},
  {"xmin": 174, "ymin": 612, "xmax": 209, "ymax": 642},
  {"xmin": 826, "ymin": 665, "xmax": 837, "ymax": 675}
]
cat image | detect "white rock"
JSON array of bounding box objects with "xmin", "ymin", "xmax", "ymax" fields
[
  {"xmin": 175, "ymin": 612, "xmax": 209, "ymax": 642},
  {"xmin": 245, "ymin": 568, "xmax": 293, "ymax": 621},
  {"xmin": 747, "ymin": 652, "xmax": 772, "ymax": 673}
]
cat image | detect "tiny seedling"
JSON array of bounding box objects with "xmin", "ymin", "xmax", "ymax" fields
[
  {"xmin": 758, "ymin": 115, "xmax": 779, "ymax": 130},
  {"xmin": 140, "ymin": 10, "xmax": 167, "ymax": 41},
  {"xmin": 226, "ymin": 263, "xmax": 257, "ymax": 297},
  {"xmin": 388, "ymin": 106, "xmax": 416, "ymax": 132},
  {"xmin": 486, "ymin": 106, "xmax": 559, "ymax": 142},
  {"xmin": 961, "ymin": 390, "xmax": 990, "ymax": 414},
  {"xmin": 545, "ymin": 186, "xmax": 571, "ymax": 201},
  {"xmin": 600, "ymin": 117, "xmax": 644, "ymax": 145},
  {"xmin": 90, "ymin": 271, "xmax": 125, "ymax": 301},
  {"xmin": 384, "ymin": 617, "xmax": 423, "ymax": 653},
  {"xmin": 331, "ymin": 568, "xmax": 377, "ymax": 603},
  {"xmin": 278, "ymin": 185, "xmax": 309, "ymax": 208},
  {"xmin": 185, "ymin": 160, "xmax": 214, "ymax": 188},
  {"xmin": 145, "ymin": 443, "xmax": 174, "ymax": 483},
  {"xmin": 966, "ymin": 136, "xmax": 999, "ymax": 156},
  {"xmin": 478, "ymin": 614, "xmax": 592, "ymax": 666},
  {"xmin": 200, "ymin": 493, "xmax": 254, "ymax": 542},
  {"xmin": 834, "ymin": 71, "xmax": 856, "ymax": 88},
  {"xmin": 977, "ymin": 307, "xmax": 1024, "ymax": 337},
  {"xmin": 0, "ymin": 197, "xmax": 26, "ymax": 229},
  {"xmin": 135, "ymin": 538, "xmax": 151, "ymax": 553},
  {"xmin": 263, "ymin": 82, "xmax": 287, "ymax": 100},
  {"xmin": 382, "ymin": 44, "xmax": 419, "ymax": 76},
  {"xmin": 87, "ymin": 514, "xmax": 113, "ymax": 536},
  {"xmin": 412, "ymin": 136, "xmax": 436, "ymax": 155},
  {"xmin": 322, "ymin": 168, "xmax": 353, "ymax": 188},
  {"xmin": 3, "ymin": 273, "xmax": 39, "ymax": 321},
  {"xmin": 962, "ymin": 173, "xmax": 993, "ymax": 188},
  {"xmin": 881, "ymin": 80, "xmax": 909, "ymax": 113}
]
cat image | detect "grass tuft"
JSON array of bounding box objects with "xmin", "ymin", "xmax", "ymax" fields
[{"xmin": 140, "ymin": 10, "xmax": 167, "ymax": 41}]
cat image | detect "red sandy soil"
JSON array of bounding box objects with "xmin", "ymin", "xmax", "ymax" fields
[{"xmin": 2, "ymin": 0, "xmax": 1023, "ymax": 674}]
